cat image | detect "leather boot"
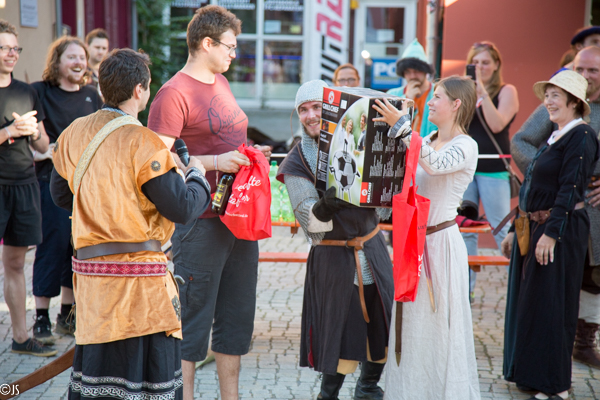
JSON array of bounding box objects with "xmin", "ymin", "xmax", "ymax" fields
[
  {"xmin": 573, "ymin": 318, "xmax": 600, "ymax": 369},
  {"xmin": 354, "ymin": 362, "xmax": 385, "ymax": 400},
  {"xmin": 317, "ymin": 373, "xmax": 346, "ymax": 400}
]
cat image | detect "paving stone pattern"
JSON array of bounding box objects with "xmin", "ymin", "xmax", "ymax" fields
[{"xmin": 1, "ymin": 227, "xmax": 599, "ymax": 399}]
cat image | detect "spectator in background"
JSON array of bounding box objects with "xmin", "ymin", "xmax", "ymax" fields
[
  {"xmin": 84, "ymin": 28, "xmax": 109, "ymax": 93},
  {"xmin": 388, "ymin": 39, "xmax": 437, "ymax": 137},
  {"xmin": 460, "ymin": 41, "xmax": 519, "ymax": 304},
  {"xmin": 0, "ymin": 19, "xmax": 53, "ymax": 356},
  {"xmin": 333, "ymin": 63, "xmax": 361, "ymax": 87},
  {"xmin": 562, "ymin": 26, "xmax": 600, "ymax": 70},
  {"xmin": 560, "ymin": 49, "xmax": 576, "ymax": 68},
  {"xmin": 31, "ymin": 36, "xmax": 101, "ymax": 345}
]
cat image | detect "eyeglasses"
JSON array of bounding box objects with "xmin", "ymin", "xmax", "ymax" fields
[
  {"xmin": 0, "ymin": 46, "xmax": 23, "ymax": 55},
  {"xmin": 213, "ymin": 40, "xmax": 237, "ymax": 56},
  {"xmin": 336, "ymin": 78, "xmax": 357, "ymax": 85}
]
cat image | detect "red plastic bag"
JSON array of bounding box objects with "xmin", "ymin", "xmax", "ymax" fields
[
  {"xmin": 392, "ymin": 133, "xmax": 431, "ymax": 302},
  {"xmin": 220, "ymin": 144, "xmax": 272, "ymax": 241}
]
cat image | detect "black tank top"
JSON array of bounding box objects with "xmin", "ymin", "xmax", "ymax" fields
[{"xmin": 468, "ymin": 86, "xmax": 515, "ymax": 173}]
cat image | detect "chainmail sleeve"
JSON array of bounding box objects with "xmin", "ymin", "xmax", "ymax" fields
[
  {"xmin": 389, "ymin": 114, "xmax": 413, "ymax": 139},
  {"xmin": 283, "ymin": 174, "xmax": 326, "ymax": 245},
  {"xmin": 510, "ymin": 104, "xmax": 553, "ymax": 174},
  {"xmin": 283, "ymin": 174, "xmax": 375, "ymax": 285},
  {"xmin": 376, "ymin": 207, "xmax": 392, "ymax": 221}
]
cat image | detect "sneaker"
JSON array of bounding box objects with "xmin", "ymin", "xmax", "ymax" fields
[
  {"xmin": 11, "ymin": 338, "xmax": 58, "ymax": 357},
  {"xmin": 55, "ymin": 312, "xmax": 75, "ymax": 335},
  {"xmin": 33, "ymin": 315, "xmax": 56, "ymax": 345}
]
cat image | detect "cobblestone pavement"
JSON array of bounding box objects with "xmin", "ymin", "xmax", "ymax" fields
[{"xmin": 1, "ymin": 227, "xmax": 600, "ymax": 399}]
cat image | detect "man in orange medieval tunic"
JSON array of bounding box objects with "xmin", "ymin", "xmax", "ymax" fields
[{"xmin": 50, "ymin": 49, "xmax": 211, "ymax": 399}]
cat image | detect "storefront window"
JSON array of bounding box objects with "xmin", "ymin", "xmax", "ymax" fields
[
  {"xmin": 223, "ymin": 40, "xmax": 257, "ymax": 98},
  {"xmin": 366, "ymin": 7, "xmax": 405, "ymax": 44},
  {"xmin": 263, "ymin": 41, "xmax": 302, "ymax": 100},
  {"xmin": 264, "ymin": 0, "xmax": 303, "ymax": 35},
  {"xmin": 170, "ymin": 1, "xmax": 306, "ymax": 105},
  {"xmin": 217, "ymin": 0, "xmax": 257, "ymax": 34}
]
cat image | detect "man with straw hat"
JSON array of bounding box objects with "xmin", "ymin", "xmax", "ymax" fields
[
  {"xmin": 388, "ymin": 39, "xmax": 437, "ymax": 137},
  {"xmin": 503, "ymin": 69, "xmax": 599, "ymax": 399},
  {"xmin": 512, "ymin": 46, "xmax": 600, "ymax": 372}
]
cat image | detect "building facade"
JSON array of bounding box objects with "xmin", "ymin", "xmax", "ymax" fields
[
  {"xmin": 0, "ymin": 0, "xmax": 597, "ymax": 139},
  {"xmin": 0, "ymin": 0, "xmax": 134, "ymax": 83}
]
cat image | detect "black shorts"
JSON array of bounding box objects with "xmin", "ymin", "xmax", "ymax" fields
[
  {"xmin": 172, "ymin": 217, "xmax": 259, "ymax": 362},
  {"xmin": 33, "ymin": 180, "xmax": 74, "ymax": 297},
  {"xmin": 0, "ymin": 182, "xmax": 42, "ymax": 247}
]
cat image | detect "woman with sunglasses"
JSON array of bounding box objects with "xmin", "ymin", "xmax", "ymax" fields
[{"xmin": 461, "ymin": 41, "xmax": 519, "ymax": 303}]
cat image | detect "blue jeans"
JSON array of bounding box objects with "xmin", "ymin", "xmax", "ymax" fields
[{"xmin": 461, "ymin": 174, "xmax": 510, "ymax": 294}]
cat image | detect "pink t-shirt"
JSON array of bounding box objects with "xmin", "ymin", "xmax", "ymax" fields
[{"xmin": 148, "ymin": 72, "xmax": 248, "ymax": 218}]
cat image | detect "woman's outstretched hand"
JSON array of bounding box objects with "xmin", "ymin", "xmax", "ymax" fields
[{"xmin": 373, "ymin": 98, "xmax": 409, "ymax": 127}]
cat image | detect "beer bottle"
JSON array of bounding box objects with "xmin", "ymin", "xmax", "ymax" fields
[{"xmin": 212, "ymin": 173, "xmax": 235, "ymax": 215}]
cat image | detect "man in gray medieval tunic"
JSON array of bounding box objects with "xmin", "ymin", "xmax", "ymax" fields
[
  {"xmin": 276, "ymin": 80, "xmax": 394, "ymax": 400},
  {"xmin": 511, "ymin": 46, "xmax": 600, "ymax": 369}
]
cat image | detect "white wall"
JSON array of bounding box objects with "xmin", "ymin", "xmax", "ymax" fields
[{"xmin": 0, "ymin": 1, "xmax": 57, "ymax": 83}]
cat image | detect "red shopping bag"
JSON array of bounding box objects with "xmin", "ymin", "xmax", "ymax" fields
[
  {"xmin": 392, "ymin": 133, "xmax": 431, "ymax": 302},
  {"xmin": 220, "ymin": 144, "xmax": 272, "ymax": 241}
]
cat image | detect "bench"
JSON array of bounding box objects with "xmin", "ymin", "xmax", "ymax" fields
[
  {"xmin": 271, "ymin": 221, "xmax": 493, "ymax": 235},
  {"xmin": 258, "ymin": 252, "xmax": 509, "ymax": 272},
  {"xmin": 267, "ymin": 222, "xmax": 505, "ymax": 271}
]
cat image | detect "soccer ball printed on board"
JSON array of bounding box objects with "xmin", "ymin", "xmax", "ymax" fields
[{"xmin": 316, "ymin": 87, "xmax": 413, "ymax": 207}]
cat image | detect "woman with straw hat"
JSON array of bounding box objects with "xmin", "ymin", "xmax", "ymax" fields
[{"xmin": 501, "ymin": 70, "xmax": 600, "ymax": 400}]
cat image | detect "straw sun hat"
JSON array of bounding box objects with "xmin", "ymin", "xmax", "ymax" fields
[{"xmin": 533, "ymin": 70, "xmax": 591, "ymax": 116}]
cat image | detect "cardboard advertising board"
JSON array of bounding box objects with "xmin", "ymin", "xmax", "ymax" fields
[{"xmin": 316, "ymin": 87, "xmax": 414, "ymax": 207}]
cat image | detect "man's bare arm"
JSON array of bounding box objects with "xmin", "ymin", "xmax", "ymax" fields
[{"xmin": 156, "ymin": 132, "xmax": 251, "ymax": 173}]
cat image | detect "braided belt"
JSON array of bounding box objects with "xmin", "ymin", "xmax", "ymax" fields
[
  {"xmin": 316, "ymin": 226, "xmax": 380, "ymax": 323},
  {"xmin": 72, "ymin": 257, "xmax": 167, "ymax": 277}
]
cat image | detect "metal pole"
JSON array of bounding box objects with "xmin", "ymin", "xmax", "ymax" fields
[
  {"xmin": 131, "ymin": 0, "xmax": 138, "ymax": 50},
  {"xmin": 76, "ymin": 0, "xmax": 85, "ymax": 40},
  {"xmin": 426, "ymin": 0, "xmax": 437, "ymax": 67},
  {"xmin": 55, "ymin": 0, "xmax": 62, "ymax": 39}
]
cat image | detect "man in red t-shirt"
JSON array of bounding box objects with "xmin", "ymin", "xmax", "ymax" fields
[{"xmin": 148, "ymin": 5, "xmax": 270, "ymax": 400}]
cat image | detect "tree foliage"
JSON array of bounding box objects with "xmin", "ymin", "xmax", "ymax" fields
[{"xmin": 135, "ymin": 0, "xmax": 188, "ymax": 124}]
